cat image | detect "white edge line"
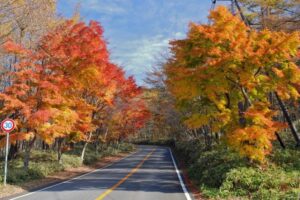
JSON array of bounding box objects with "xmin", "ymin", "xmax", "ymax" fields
[
  {"xmin": 169, "ymin": 148, "xmax": 193, "ymax": 200},
  {"xmin": 10, "ymin": 150, "xmax": 139, "ymax": 200}
]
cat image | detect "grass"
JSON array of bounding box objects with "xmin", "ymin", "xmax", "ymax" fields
[
  {"xmin": 174, "ymin": 140, "xmax": 300, "ymax": 200},
  {"xmin": 0, "ymin": 142, "xmax": 135, "ymax": 185},
  {"xmin": 0, "ymin": 151, "xmax": 80, "ymax": 184}
]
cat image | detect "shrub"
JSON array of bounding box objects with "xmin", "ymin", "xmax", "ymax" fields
[
  {"xmin": 219, "ymin": 167, "xmax": 300, "ymax": 200},
  {"xmin": 100, "ymin": 146, "xmax": 119, "ymax": 157},
  {"xmin": 174, "ymin": 140, "xmax": 300, "ymax": 200},
  {"xmin": 270, "ymin": 149, "xmax": 300, "ymax": 171},
  {"xmin": 118, "ymin": 143, "xmax": 135, "ymax": 152},
  {"xmin": 175, "ymin": 140, "xmax": 203, "ymax": 165},
  {"xmin": 61, "ymin": 154, "xmax": 82, "ymax": 168},
  {"xmin": 83, "ymin": 153, "xmax": 99, "ymax": 165},
  {"xmin": 188, "ymin": 145, "xmax": 247, "ymax": 188},
  {"xmin": 30, "ymin": 162, "xmax": 64, "ymax": 177},
  {"xmin": 7, "ymin": 168, "xmax": 43, "ymax": 184}
]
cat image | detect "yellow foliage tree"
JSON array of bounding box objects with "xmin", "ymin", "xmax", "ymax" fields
[{"xmin": 166, "ymin": 6, "xmax": 300, "ymax": 162}]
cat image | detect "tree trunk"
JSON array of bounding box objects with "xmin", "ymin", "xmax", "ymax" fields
[
  {"xmin": 203, "ymin": 126, "xmax": 212, "ymax": 150},
  {"xmin": 8, "ymin": 142, "xmax": 19, "ymax": 160},
  {"xmin": 238, "ymin": 101, "xmax": 247, "ymax": 126},
  {"xmin": 95, "ymin": 141, "xmax": 99, "ymax": 154},
  {"xmin": 215, "ymin": 132, "xmax": 220, "ymax": 144},
  {"xmin": 42, "ymin": 141, "xmax": 49, "ymax": 151},
  {"xmin": 81, "ymin": 132, "xmax": 93, "ymax": 162},
  {"xmin": 104, "ymin": 128, "xmax": 108, "ymax": 141},
  {"xmin": 117, "ymin": 140, "xmax": 120, "ymax": 149},
  {"xmin": 275, "ymin": 132, "xmax": 285, "ymax": 149},
  {"xmin": 57, "ymin": 138, "xmax": 64, "ymax": 164},
  {"xmin": 275, "ymin": 92, "xmax": 300, "ymax": 146},
  {"xmin": 24, "ymin": 136, "xmax": 36, "ymax": 170}
]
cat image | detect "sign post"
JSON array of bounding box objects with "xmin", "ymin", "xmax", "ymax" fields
[{"xmin": 1, "ymin": 119, "xmax": 15, "ymax": 186}]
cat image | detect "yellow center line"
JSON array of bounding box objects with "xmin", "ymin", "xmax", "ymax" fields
[{"xmin": 95, "ymin": 148, "xmax": 156, "ymax": 200}]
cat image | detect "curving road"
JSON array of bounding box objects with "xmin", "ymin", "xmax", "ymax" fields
[{"xmin": 9, "ymin": 146, "xmax": 193, "ymax": 200}]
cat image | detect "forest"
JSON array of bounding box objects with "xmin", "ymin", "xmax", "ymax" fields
[{"xmin": 0, "ymin": 0, "xmax": 299, "ymax": 200}]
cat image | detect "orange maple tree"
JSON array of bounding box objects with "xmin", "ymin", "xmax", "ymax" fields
[
  {"xmin": 166, "ymin": 6, "xmax": 300, "ymax": 162},
  {"xmin": 0, "ymin": 20, "xmax": 149, "ymax": 165}
]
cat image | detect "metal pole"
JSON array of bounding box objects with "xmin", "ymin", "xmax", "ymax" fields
[{"xmin": 4, "ymin": 132, "xmax": 9, "ymax": 186}]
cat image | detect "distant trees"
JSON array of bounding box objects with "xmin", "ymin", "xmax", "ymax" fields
[
  {"xmin": 0, "ymin": 0, "xmax": 57, "ymax": 45},
  {"xmin": 239, "ymin": 0, "xmax": 300, "ymax": 31},
  {"xmin": 142, "ymin": 65, "xmax": 183, "ymax": 142}
]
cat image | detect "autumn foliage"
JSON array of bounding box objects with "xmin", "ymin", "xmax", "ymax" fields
[
  {"xmin": 166, "ymin": 6, "xmax": 300, "ymax": 162},
  {"xmin": 0, "ymin": 20, "xmax": 148, "ymax": 155}
]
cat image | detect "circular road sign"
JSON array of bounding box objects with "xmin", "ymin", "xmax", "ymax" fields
[{"xmin": 1, "ymin": 119, "xmax": 15, "ymax": 132}]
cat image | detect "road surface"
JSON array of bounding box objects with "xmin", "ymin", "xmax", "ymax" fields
[{"xmin": 9, "ymin": 146, "xmax": 193, "ymax": 200}]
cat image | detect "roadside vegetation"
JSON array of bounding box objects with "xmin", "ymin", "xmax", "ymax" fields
[
  {"xmin": 176, "ymin": 140, "xmax": 300, "ymax": 199},
  {"xmin": 0, "ymin": 143, "xmax": 134, "ymax": 185}
]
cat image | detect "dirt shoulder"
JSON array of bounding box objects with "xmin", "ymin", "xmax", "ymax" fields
[{"xmin": 0, "ymin": 151, "xmax": 134, "ymax": 200}]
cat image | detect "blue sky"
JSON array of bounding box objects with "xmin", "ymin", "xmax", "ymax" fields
[{"xmin": 57, "ymin": 0, "xmax": 212, "ymax": 85}]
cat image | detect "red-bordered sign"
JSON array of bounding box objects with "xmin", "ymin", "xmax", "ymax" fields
[{"xmin": 1, "ymin": 119, "xmax": 15, "ymax": 132}]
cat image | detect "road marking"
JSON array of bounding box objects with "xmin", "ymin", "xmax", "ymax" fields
[
  {"xmin": 169, "ymin": 148, "xmax": 193, "ymax": 200},
  {"xmin": 95, "ymin": 148, "xmax": 156, "ymax": 200},
  {"xmin": 10, "ymin": 150, "xmax": 139, "ymax": 200}
]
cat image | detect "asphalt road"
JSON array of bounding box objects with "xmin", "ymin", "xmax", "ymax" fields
[{"xmin": 10, "ymin": 146, "xmax": 193, "ymax": 200}]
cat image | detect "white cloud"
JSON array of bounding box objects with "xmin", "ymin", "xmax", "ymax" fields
[
  {"xmin": 109, "ymin": 35, "xmax": 171, "ymax": 84},
  {"xmin": 174, "ymin": 32, "xmax": 185, "ymax": 38},
  {"xmin": 108, "ymin": 30, "xmax": 188, "ymax": 85}
]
